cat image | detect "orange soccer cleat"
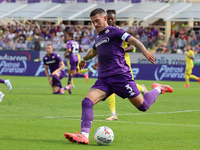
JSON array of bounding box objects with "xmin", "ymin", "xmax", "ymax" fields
[
  {"xmin": 84, "ymin": 73, "xmax": 89, "ymax": 82},
  {"xmin": 64, "ymin": 131, "xmax": 89, "ymax": 145},
  {"xmin": 151, "ymin": 82, "xmax": 173, "ymax": 94},
  {"xmin": 183, "ymin": 84, "xmax": 190, "ymax": 87}
]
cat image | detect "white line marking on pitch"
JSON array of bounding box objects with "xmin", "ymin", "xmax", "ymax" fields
[
  {"xmin": 43, "ymin": 110, "xmax": 200, "ymax": 128},
  {"xmin": 44, "ymin": 109, "xmax": 200, "ymax": 118}
]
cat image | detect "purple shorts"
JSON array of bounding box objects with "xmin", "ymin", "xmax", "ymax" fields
[
  {"xmin": 70, "ymin": 60, "xmax": 78, "ymax": 70},
  {"xmin": 91, "ymin": 73, "xmax": 140, "ymax": 100},
  {"xmin": 52, "ymin": 70, "xmax": 65, "ymax": 88}
]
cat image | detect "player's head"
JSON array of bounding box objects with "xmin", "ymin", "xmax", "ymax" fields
[
  {"xmin": 46, "ymin": 44, "xmax": 53, "ymax": 55},
  {"xmin": 90, "ymin": 8, "xmax": 108, "ymax": 33},
  {"xmin": 66, "ymin": 32, "xmax": 73, "ymax": 41},
  {"xmin": 186, "ymin": 44, "xmax": 191, "ymax": 51},
  {"xmin": 106, "ymin": 9, "xmax": 117, "ymax": 27}
]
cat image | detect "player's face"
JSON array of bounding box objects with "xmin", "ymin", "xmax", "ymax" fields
[
  {"xmin": 46, "ymin": 45, "xmax": 53, "ymax": 55},
  {"xmin": 107, "ymin": 14, "xmax": 116, "ymax": 27},
  {"xmin": 91, "ymin": 13, "xmax": 107, "ymax": 33}
]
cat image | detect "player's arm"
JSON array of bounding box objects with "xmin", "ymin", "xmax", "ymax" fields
[
  {"xmin": 64, "ymin": 48, "xmax": 71, "ymax": 56},
  {"xmin": 52, "ymin": 61, "xmax": 65, "ymax": 75},
  {"xmin": 44, "ymin": 64, "xmax": 52, "ymax": 85},
  {"xmin": 127, "ymin": 36, "xmax": 155, "ymax": 64},
  {"xmin": 124, "ymin": 44, "xmax": 135, "ymax": 53},
  {"xmin": 79, "ymin": 48, "xmax": 97, "ymax": 69},
  {"xmin": 186, "ymin": 53, "xmax": 194, "ymax": 60}
]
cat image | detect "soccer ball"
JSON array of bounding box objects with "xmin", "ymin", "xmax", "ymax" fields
[{"xmin": 94, "ymin": 126, "xmax": 114, "ymax": 146}]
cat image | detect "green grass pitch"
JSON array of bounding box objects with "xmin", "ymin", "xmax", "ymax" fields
[{"xmin": 0, "ymin": 75, "xmax": 200, "ymax": 150}]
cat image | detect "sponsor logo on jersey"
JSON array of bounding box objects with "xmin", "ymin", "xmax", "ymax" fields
[{"xmin": 95, "ymin": 37, "xmax": 109, "ymax": 47}]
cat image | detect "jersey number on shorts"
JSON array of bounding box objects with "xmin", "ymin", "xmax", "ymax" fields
[{"xmin": 125, "ymin": 84, "xmax": 135, "ymax": 96}]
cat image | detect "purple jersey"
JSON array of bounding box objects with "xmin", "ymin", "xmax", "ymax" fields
[
  {"xmin": 43, "ymin": 52, "xmax": 63, "ymax": 74},
  {"xmin": 93, "ymin": 26, "xmax": 132, "ymax": 78},
  {"xmin": 67, "ymin": 40, "xmax": 82, "ymax": 63}
]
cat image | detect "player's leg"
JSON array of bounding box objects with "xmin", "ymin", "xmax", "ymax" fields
[
  {"xmin": 129, "ymin": 82, "xmax": 173, "ymax": 111},
  {"xmin": 64, "ymin": 79, "xmax": 110, "ymax": 144},
  {"xmin": 0, "ymin": 91, "xmax": 5, "ymax": 102},
  {"xmin": 183, "ymin": 66, "xmax": 191, "ymax": 87},
  {"xmin": 0, "ymin": 78, "xmax": 12, "ymax": 92},
  {"xmin": 106, "ymin": 94, "xmax": 118, "ymax": 121},
  {"xmin": 188, "ymin": 67, "xmax": 200, "ymax": 84}
]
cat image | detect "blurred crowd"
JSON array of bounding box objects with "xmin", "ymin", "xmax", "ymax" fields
[
  {"xmin": 156, "ymin": 24, "xmax": 200, "ymax": 54},
  {"xmin": 0, "ymin": 20, "xmax": 200, "ymax": 54}
]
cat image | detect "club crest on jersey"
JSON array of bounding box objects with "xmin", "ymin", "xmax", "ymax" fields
[{"xmin": 105, "ymin": 29, "xmax": 110, "ymax": 34}]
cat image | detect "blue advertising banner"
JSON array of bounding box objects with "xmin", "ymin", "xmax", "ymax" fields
[
  {"xmin": 0, "ymin": 50, "xmax": 39, "ymax": 61},
  {"xmin": 1, "ymin": 60, "xmax": 200, "ymax": 82}
]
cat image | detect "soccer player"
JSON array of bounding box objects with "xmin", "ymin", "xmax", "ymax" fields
[
  {"xmin": 181, "ymin": 44, "xmax": 200, "ymax": 87},
  {"xmin": 66, "ymin": 53, "xmax": 95, "ymax": 89},
  {"xmin": 64, "ymin": 33, "xmax": 92, "ymax": 92},
  {"xmin": 0, "ymin": 78, "xmax": 12, "ymax": 102},
  {"xmin": 64, "ymin": 8, "xmax": 173, "ymax": 145},
  {"xmin": 43, "ymin": 44, "xmax": 71, "ymax": 94},
  {"xmin": 104, "ymin": 9, "xmax": 148, "ymax": 121}
]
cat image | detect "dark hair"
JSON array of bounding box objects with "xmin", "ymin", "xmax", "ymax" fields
[
  {"xmin": 90, "ymin": 8, "xmax": 105, "ymax": 17},
  {"xmin": 106, "ymin": 9, "xmax": 116, "ymax": 15},
  {"xmin": 68, "ymin": 32, "xmax": 74, "ymax": 38}
]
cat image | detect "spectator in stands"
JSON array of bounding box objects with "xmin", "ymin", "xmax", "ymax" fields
[
  {"xmin": 168, "ymin": 33, "xmax": 176, "ymax": 48},
  {"xmin": 188, "ymin": 30, "xmax": 195, "ymax": 44},
  {"xmin": 0, "ymin": 37, "xmax": 4, "ymax": 49},
  {"xmin": 56, "ymin": 27, "xmax": 64, "ymax": 38},
  {"xmin": 171, "ymin": 41, "xmax": 179, "ymax": 54},
  {"xmin": 26, "ymin": 34, "xmax": 33, "ymax": 50},
  {"xmin": 193, "ymin": 22, "xmax": 200, "ymax": 35},
  {"xmin": 163, "ymin": 42, "xmax": 171, "ymax": 53},
  {"xmin": 52, "ymin": 32, "xmax": 59, "ymax": 50},
  {"xmin": 151, "ymin": 25, "xmax": 159, "ymax": 46},
  {"xmin": 190, "ymin": 36, "xmax": 198, "ymax": 48},
  {"xmin": 156, "ymin": 43, "xmax": 165, "ymax": 53},
  {"xmin": 146, "ymin": 28, "xmax": 153, "ymax": 49},
  {"xmin": 187, "ymin": 27, "xmax": 194, "ymax": 36},
  {"xmin": 194, "ymin": 43, "xmax": 200, "ymax": 54},
  {"xmin": 81, "ymin": 32, "xmax": 92, "ymax": 51},
  {"xmin": 73, "ymin": 27, "xmax": 82, "ymax": 40},
  {"xmin": 87, "ymin": 27, "xmax": 95, "ymax": 42},
  {"xmin": 33, "ymin": 32, "xmax": 43, "ymax": 51},
  {"xmin": 14, "ymin": 31, "xmax": 26, "ymax": 50},
  {"xmin": 49, "ymin": 24, "xmax": 57, "ymax": 35},
  {"xmin": 44, "ymin": 30, "xmax": 52, "ymax": 42},
  {"xmin": 140, "ymin": 32, "xmax": 148, "ymax": 49},
  {"xmin": 127, "ymin": 27, "xmax": 133, "ymax": 36},
  {"xmin": 177, "ymin": 34, "xmax": 187, "ymax": 51},
  {"xmin": 197, "ymin": 33, "xmax": 200, "ymax": 42}
]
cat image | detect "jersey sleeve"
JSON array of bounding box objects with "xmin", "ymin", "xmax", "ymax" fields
[
  {"xmin": 114, "ymin": 27, "xmax": 132, "ymax": 42},
  {"xmin": 67, "ymin": 42, "xmax": 72, "ymax": 49},
  {"xmin": 55, "ymin": 54, "xmax": 62, "ymax": 63},
  {"xmin": 43, "ymin": 57, "xmax": 46, "ymax": 65}
]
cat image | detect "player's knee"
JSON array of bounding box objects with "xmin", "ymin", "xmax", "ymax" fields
[
  {"xmin": 82, "ymin": 97, "xmax": 94, "ymax": 108},
  {"xmin": 137, "ymin": 102, "xmax": 149, "ymax": 112}
]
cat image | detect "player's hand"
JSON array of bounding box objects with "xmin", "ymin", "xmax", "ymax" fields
[
  {"xmin": 79, "ymin": 61, "xmax": 86, "ymax": 69},
  {"xmin": 144, "ymin": 51, "xmax": 155, "ymax": 64},
  {"xmin": 48, "ymin": 80, "xmax": 52, "ymax": 86},
  {"xmin": 93, "ymin": 62, "xmax": 98, "ymax": 70}
]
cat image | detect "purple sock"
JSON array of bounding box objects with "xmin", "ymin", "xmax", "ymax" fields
[
  {"xmin": 68, "ymin": 75, "xmax": 72, "ymax": 85},
  {"xmin": 137, "ymin": 89, "xmax": 160, "ymax": 112},
  {"xmin": 52, "ymin": 74, "xmax": 62, "ymax": 87},
  {"xmin": 81, "ymin": 97, "xmax": 94, "ymax": 134},
  {"xmin": 0, "ymin": 78, "xmax": 5, "ymax": 83},
  {"xmin": 75, "ymin": 73, "xmax": 84, "ymax": 77}
]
